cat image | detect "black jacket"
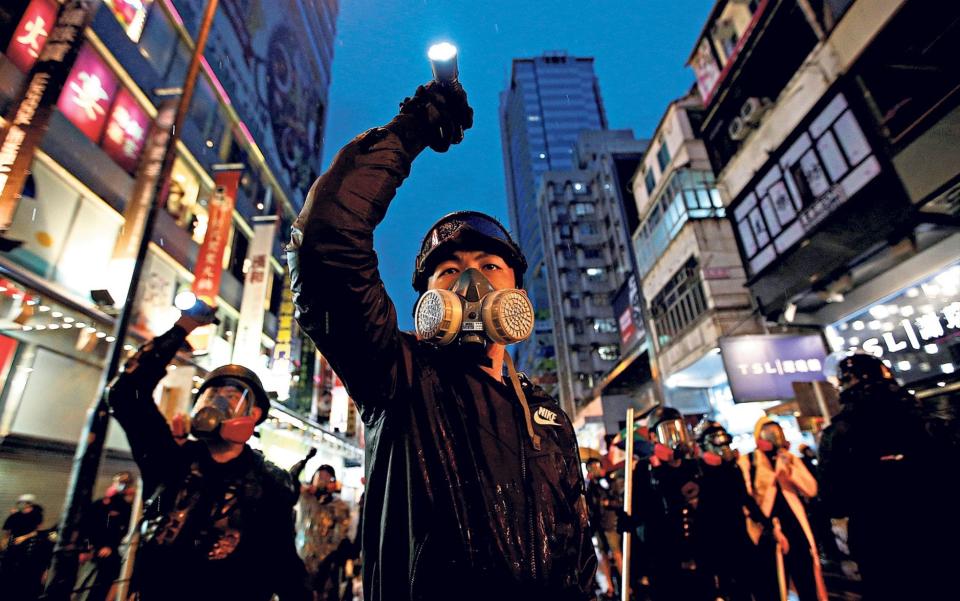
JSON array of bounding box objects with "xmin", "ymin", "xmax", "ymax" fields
[
  {"xmin": 107, "ymin": 326, "xmax": 310, "ymax": 601},
  {"xmin": 289, "ymin": 119, "xmax": 596, "ymax": 601}
]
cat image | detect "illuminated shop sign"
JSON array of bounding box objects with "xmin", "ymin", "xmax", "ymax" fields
[
  {"xmin": 5, "ymin": 0, "xmax": 58, "ymax": 73},
  {"xmin": 827, "ymin": 264, "xmax": 960, "ymax": 384},
  {"xmin": 101, "ymin": 88, "xmax": 149, "ymax": 172},
  {"xmin": 613, "ymin": 273, "xmax": 645, "ymax": 353},
  {"xmin": 731, "ymin": 93, "xmax": 881, "ymax": 277},
  {"xmin": 719, "ymin": 334, "xmax": 828, "ymax": 403},
  {"xmin": 56, "ymin": 44, "xmax": 119, "ymax": 143},
  {"xmin": 103, "ymin": 0, "xmax": 153, "ymax": 43}
]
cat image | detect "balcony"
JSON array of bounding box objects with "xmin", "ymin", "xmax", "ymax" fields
[{"xmin": 692, "ymin": 0, "xmax": 821, "ymax": 173}]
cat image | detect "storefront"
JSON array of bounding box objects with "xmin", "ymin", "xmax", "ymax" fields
[{"xmin": 823, "ymin": 252, "xmax": 960, "ymax": 396}]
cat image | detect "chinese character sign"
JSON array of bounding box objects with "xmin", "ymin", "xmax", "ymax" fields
[
  {"xmin": 103, "ymin": 0, "xmax": 152, "ymax": 42},
  {"xmin": 231, "ymin": 216, "xmax": 278, "ymax": 370},
  {"xmin": 5, "ymin": 0, "xmax": 58, "ymax": 73},
  {"xmin": 828, "ymin": 264, "xmax": 960, "ymax": 384},
  {"xmin": 56, "ymin": 43, "xmax": 118, "ymax": 143},
  {"xmin": 101, "ymin": 88, "xmax": 149, "ymax": 172},
  {"xmin": 191, "ymin": 167, "xmax": 242, "ymax": 303},
  {"xmin": 720, "ymin": 335, "xmax": 828, "ymax": 403},
  {"xmin": 0, "ymin": 0, "xmax": 98, "ymax": 232}
]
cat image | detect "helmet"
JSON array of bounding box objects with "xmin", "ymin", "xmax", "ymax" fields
[
  {"xmin": 647, "ymin": 405, "xmax": 683, "ymax": 431},
  {"xmin": 836, "ymin": 353, "xmax": 896, "ymax": 393},
  {"xmin": 693, "ymin": 419, "xmax": 727, "ymax": 444},
  {"xmin": 412, "ymin": 211, "xmax": 527, "ymax": 293},
  {"xmin": 196, "ymin": 364, "xmax": 270, "ymax": 424}
]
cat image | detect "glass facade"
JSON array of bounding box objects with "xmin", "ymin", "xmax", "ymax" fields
[
  {"xmin": 634, "ymin": 169, "xmax": 724, "ymax": 277},
  {"xmin": 499, "ymin": 53, "xmax": 607, "ymax": 377}
]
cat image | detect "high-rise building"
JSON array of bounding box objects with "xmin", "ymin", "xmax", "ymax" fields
[
  {"xmin": 499, "ymin": 52, "xmax": 607, "ymax": 390},
  {"xmin": 538, "ymin": 130, "xmax": 647, "ymax": 418},
  {"xmin": 0, "ymin": 0, "xmax": 361, "ymax": 518}
]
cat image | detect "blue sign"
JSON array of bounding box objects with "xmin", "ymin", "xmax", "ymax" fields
[{"xmin": 719, "ymin": 335, "xmax": 827, "ymax": 403}]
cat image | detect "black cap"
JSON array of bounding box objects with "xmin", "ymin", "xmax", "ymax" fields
[
  {"xmin": 197, "ymin": 364, "xmax": 271, "ymax": 424},
  {"xmin": 413, "ymin": 211, "xmax": 527, "ymax": 293}
]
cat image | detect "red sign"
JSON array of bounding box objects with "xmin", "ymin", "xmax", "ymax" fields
[
  {"xmin": 56, "ymin": 43, "xmax": 118, "ymax": 143},
  {"xmin": 103, "ymin": 0, "xmax": 152, "ymax": 42},
  {"xmin": 101, "ymin": 88, "xmax": 149, "ymax": 172},
  {"xmin": 5, "ymin": 0, "xmax": 58, "ymax": 73},
  {"xmin": 191, "ymin": 167, "xmax": 242, "ymax": 304},
  {"xmin": 0, "ymin": 1, "xmax": 99, "ymax": 232}
]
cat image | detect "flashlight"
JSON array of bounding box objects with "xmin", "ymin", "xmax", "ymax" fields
[
  {"xmin": 174, "ymin": 290, "xmax": 198, "ymax": 311},
  {"xmin": 428, "ymin": 42, "xmax": 458, "ymax": 84}
]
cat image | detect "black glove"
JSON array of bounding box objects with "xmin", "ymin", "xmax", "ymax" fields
[
  {"xmin": 398, "ymin": 81, "xmax": 473, "ymax": 153},
  {"xmin": 304, "ymin": 447, "xmax": 318, "ymax": 461}
]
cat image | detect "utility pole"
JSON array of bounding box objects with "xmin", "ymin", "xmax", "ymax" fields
[{"xmin": 41, "ymin": 1, "xmax": 220, "ymax": 597}]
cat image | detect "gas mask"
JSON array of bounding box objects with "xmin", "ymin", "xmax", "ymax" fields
[
  {"xmin": 654, "ymin": 418, "xmax": 695, "ymax": 461},
  {"xmin": 757, "ymin": 422, "xmax": 789, "ymax": 453},
  {"xmin": 701, "ymin": 430, "xmax": 735, "ymax": 465},
  {"xmin": 190, "ymin": 378, "xmax": 258, "ymax": 443},
  {"xmin": 414, "ymin": 268, "xmax": 534, "ymax": 352}
]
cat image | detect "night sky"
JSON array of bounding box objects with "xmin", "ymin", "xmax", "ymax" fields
[{"xmin": 321, "ymin": 0, "xmax": 714, "ymax": 329}]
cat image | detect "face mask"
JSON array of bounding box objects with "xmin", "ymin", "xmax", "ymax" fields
[
  {"xmin": 414, "ymin": 268, "xmax": 534, "ymax": 351},
  {"xmin": 190, "ymin": 381, "xmax": 257, "ymax": 443},
  {"xmin": 701, "ymin": 430, "xmax": 735, "ymax": 463},
  {"xmin": 758, "ymin": 423, "xmax": 789, "ymax": 452}
]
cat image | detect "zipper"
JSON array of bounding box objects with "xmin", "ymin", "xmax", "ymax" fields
[{"xmin": 519, "ymin": 429, "xmax": 537, "ymax": 580}]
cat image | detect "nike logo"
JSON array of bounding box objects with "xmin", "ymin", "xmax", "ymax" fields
[{"xmin": 533, "ymin": 406, "xmax": 560, "ymax": 427}]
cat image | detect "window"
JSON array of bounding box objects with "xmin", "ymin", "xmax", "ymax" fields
[
  {"xmin": 593, "ymin": 318, "xmax": 618, "ymax": 333},
  {"xmin": 583, "ymin": 246, "xmax": 603, "ymax": 259},
  {"xmin": 579, "ymin": 221, "xmax": 600, "ymax": 236},
  {"xmin": 573, "ymin": 202, "xmax": 594, "ymax": 216},
  {"xmin": 572, "ymin": 320, "xmax": 584, "ymax": 335},
  {"xmin": 650, "ymin": 256, "xmax": 708, "ymax": 345},
  {"xmin": 586, "ymin": 267, "xmax": 607, "ymax": 282},
  {"xmin": 644, "ymin": 169, "xmax": 656, "ymax": 195},
  {"xmin": 568, "ymin": 294, "xmax": 581, "ymax": 309},
  {"xmin": 597, "ymin": 345, "xmax": 620, "ymax": 361},
  {"xmin": 656, "ymin": 139, "xmax": 671, "ymax": 172},
  {"xmin": 573, "ymin": 182, "xmax": 588, "ymax": 194},
  {"xmin": 227, "ymin": 228, "xmax": 249, "ymax": 283}
]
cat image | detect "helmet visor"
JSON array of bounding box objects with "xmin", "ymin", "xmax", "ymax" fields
[
  {"xmin": 655, "ymin": 418, "xmax": 691, "ymax": 449},
  {"xmin": 193, "ymin": 379, "xmax": 254, "ymax": 420}
]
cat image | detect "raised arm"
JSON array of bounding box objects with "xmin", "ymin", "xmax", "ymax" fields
[
  {"xmin": 106, "ymin": 325, "xmax": 189, "ymax": 493},
  {"xmin": 106, "ymin": 307, "xmax": 214, "ymax": 493},
  {"xmin": 288, "ymin": 82, "xmax": 472, "ymax": 420}
]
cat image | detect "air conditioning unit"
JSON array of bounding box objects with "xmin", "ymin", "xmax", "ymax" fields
[
  {"xmin": 728, "ymin": 116, "xmax": 751, "ymax": 142},
  {"xmin": 740, "ymin": 96, "xmax": 772, "ymax": 126}
]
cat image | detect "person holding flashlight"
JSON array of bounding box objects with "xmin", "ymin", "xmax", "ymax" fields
[
  {"xmin": 288, "ymin": 46, "xmax": 596, "ymax": 601},
  {"xmin": 105, "ymin": 302, "xmax": 310, "ymax": 601}
]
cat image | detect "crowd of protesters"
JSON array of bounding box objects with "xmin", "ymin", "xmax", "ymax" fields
[{"xmin": 584, "ymin": 353, "xmax": 957, "ymax": 601}]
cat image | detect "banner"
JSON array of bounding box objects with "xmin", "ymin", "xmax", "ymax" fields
[
  {"xmin": 0, "ymin": 0, "xmax": 98, "ymax": 232},
  {"xmin": 191, "ymin": 165, "xmax": 242, "ymax": 303},
  {"xmin": 231, "ymin": 215, "xmax": 278, "ymax": 368},
  {"xmin": 268, "ymin": 264, "xmax": 294, "ymax": 400},
  {"xmin": 105, "ymin": 98, "xmax": 177, "ymax": 303},
  {"xmin": 719, "ymin": 335, "xmax": 828, "ymax": 403}
]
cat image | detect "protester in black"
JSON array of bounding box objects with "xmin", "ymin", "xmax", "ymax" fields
[
  {"xmin": 635, "ymin": 407, "xmax": 712, "ymax": 601},
  {"xmin": 289, "ymin": 80, "xmax": 596, "ymax": 601},
  {"xmin": 694, "ymin": 420, "xmax": 778, "ymax": 601},
  {"xmin": 106, "ymin": 305, "xmax": 310, "ymax": 601},
  {"xmin": 819, "ymin": 353, "xmax": 955, "ymax": 600},
  {"xmin": 585, "ymin": 457, "xmax": 620, "ymax": 598},
  {"xmin": 0, "ymin": 495, "xmax": 54, "ymax": 601},
  {"xmin": 75, "ymin": 472, "xmax": 135, "ymax": 601}
]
